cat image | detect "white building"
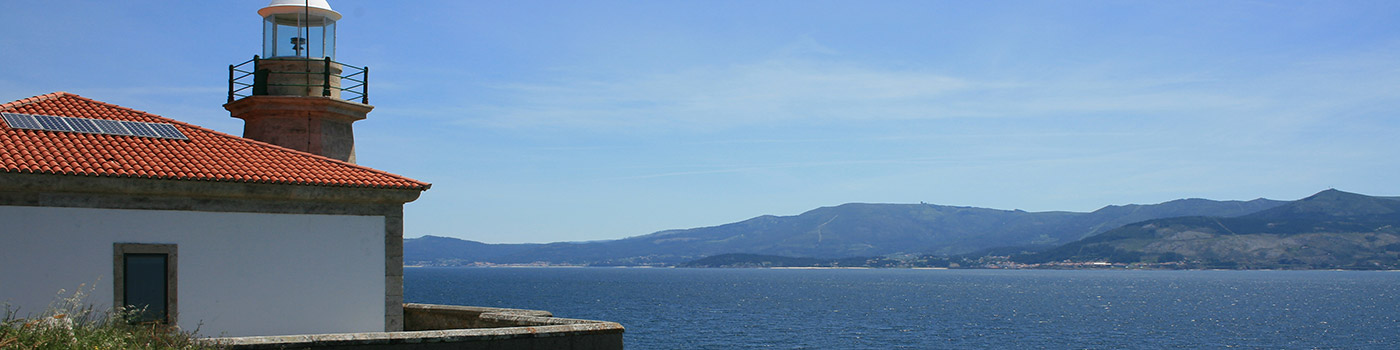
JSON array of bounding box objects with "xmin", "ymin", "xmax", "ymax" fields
[{"xmin": 0, "ymin": 91, "xmax": 429, "ymax": 337}]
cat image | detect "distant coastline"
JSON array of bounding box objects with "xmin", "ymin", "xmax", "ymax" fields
[
  {"xmin": 407, "ymin": 189, "xmax": 1400, "ymax": 271},
  {"xmin": 405, "ymin": 262, "xmax": 1399, "ymax": 271}
]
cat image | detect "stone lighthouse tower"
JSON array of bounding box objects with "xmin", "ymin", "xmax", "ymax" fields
[{"xmin": 225, "ymin": 0, "xmax": 370, "ymax": 163}]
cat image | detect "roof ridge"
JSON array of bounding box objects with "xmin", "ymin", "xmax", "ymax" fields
[
  {"xmin": 0, "ymin": 91, "xmax": 72, "ymax": 111},
  {"xmin": 62, "ymin": 92, "xmax": 431, "ymax": 190},
  {"xmin": 60, "ymin": 92, "xmax": 166, "ymax": 119}
]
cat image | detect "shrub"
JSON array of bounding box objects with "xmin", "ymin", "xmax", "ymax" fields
[{"xmin": 0, "ymin": 284, "xmax": 222, "ymax": 350}]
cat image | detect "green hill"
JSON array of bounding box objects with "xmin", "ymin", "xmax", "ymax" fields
[
  {"xmin": 408, "ymin": 196, "xmax": 1284, "ymax": 266},
  {"xmin": 1014, "ymin": 189, "xmax": 1400, "ymax": 269}
]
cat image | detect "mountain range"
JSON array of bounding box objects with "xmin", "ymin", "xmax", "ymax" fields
[
  {"xmin": 407, "ymin": 193, "xmax": 1293, "ymax": 266},
  {"xmin": 1013, "ymin": 189, "xmax": 1400, "ymax": 269}
]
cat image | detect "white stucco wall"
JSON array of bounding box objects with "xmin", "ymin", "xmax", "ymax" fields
[{"xmin": 0, "ymin": 205, "xmax": 386, "ymax": 337}]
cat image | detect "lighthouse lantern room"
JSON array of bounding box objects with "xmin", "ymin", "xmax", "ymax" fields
[{"xmin": 260, "ymin": 0, "xmax": 340, "ymax": 59}]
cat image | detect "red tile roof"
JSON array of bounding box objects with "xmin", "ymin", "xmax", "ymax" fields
[{"xmin": 0, "ymin": 92, "xmax": 430, "ymax": 191}]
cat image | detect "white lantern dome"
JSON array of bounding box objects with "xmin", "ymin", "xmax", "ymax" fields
[{"xmin": 258, "ymin": 0, "xmax": 342, "ymax": 21}]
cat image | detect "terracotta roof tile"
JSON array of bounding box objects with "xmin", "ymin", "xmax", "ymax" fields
[{"xmin": 1, "ymin": 92, "xmax": 430, "ymax": 191}]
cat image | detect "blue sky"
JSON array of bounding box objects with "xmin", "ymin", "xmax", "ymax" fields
[{"xmin": 3, "ymin": 1, "xmax": 1398, "ymax": 243}]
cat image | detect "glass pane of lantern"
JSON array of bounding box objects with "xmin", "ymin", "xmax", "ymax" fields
[
  {"xmin": 266, "ymin": 13, "xmax": 307, "ymax": 58},
  {"xmin": 306, "ymin": 25, "xmax": 326, "ymax": 58},
  {"xmin": 323, "ymin": 19, "xmax": 336, "ymax": 59},
  {"xmin": 263, "ymin": 16, "xmax": 277, "ymax": 58}
]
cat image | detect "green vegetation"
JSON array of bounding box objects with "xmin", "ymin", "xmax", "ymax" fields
[
  {"xmin": 1010, "ymin": 190, "xmax": 1400, "ymax": 269},
  {"xmin": 680, "ymin": 253, "xmax": 954, "ymax": 268},
  {"xmin": 1, "ymin": 286, "xmax": 221, "ymax": 350}
]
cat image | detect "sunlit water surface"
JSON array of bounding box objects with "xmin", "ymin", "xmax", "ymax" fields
[{"xmin": 406, "ymin": 267, "xmax": 1400, "ymax": 349}]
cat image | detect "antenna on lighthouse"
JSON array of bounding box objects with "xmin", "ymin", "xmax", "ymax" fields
[{"xmin": 294, "ymin": 0, "xmax": 310, "ymax": 57}]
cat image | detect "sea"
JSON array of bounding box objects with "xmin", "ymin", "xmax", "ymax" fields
[{"xmin": 404, "ymin": 267, "xmax": 1400, "ymax": 349}]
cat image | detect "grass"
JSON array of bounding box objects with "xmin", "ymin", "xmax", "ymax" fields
[{"xmin": 0, "ymin": 285, "xmax": 222, "ymax": 350}]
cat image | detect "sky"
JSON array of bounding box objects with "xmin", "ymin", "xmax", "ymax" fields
[{"xmin": 2, "ymin": 1, "xmax": 1398, "ymax": 244}]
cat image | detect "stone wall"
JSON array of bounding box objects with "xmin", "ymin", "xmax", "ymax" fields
[
  {"xmin": 404, "ymin": 304, "xmax": 553, "ymax": 330},
  {"xmin": 216, "ymin": 303, "xmax": 625, "ymax": 350}
]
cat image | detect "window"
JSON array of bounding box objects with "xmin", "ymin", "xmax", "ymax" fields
[{"xmin": 113, "ymin": 243, "xmax": 177, "ymax": 324}]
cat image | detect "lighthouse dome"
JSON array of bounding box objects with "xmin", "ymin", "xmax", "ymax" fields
[{"xmin": 258, "ymin": 0, "xmax": 342, "ymax": 21}]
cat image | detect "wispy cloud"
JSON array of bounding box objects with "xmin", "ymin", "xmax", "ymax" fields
[
  {"xmin": 449, "ymin": 62, "xmax": 1283, "ymax": 134},
  {"xmin": 611, "ymin": 156, "xmax": 972, "ymax": 181},
  {"xmin": 459, "ymin": 57, "xmax": 983, "ymax": 130},
  {"xmin": 441, "ymin": 35, "xmax": 1400, "ymax": 138},
  {"xmin": 74, "ymin": 85, "xmax": 226, "ymax": 96}
]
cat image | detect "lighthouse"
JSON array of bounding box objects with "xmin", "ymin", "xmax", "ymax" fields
[{"xmin": 225, "ymin": 0, "xmax": 371, "ymax": 163}]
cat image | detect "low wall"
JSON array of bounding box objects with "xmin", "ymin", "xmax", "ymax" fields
[
  {"xmin": 403, "ymin": 304, "xmax": 554, "ymax": 329},
  {"xmin": 214, "ymin": 304, "xmax": 624, "ymax": 350}
]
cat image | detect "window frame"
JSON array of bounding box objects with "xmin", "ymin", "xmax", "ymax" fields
[{"xmin": 113, "ymin": 243, "xmax": 178, "ymax": 325}]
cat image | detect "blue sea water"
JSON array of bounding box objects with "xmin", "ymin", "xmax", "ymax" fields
[{"xmin": 404, "ymin": 267, "xmax": 1400, "ymax": 349}]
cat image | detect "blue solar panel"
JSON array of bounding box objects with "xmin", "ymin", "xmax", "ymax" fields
[
  {"xmin": 3, "ymin": 112, "xmax": 187, "ymax": 140},
  {"xmin": 2, "ymin": 113, "xmax": 42, "ymax": 129},
  {"xmin": 65, "ymin": 117, "xmax": 101, "ymax": 134},
  {"xmin": 92, "ymin": 119, "xmax": 134, "ymax": 136},
  {"xmin": 147, "ymin": 124, "xmax": 188, "ymax": 140},
  {"xmin": 34, "ymin": 114, "xmax": 73, "ymax": 132},
  {"xmin": 120, "ymin": 121, "xmax": 159, "ymax": 137}
]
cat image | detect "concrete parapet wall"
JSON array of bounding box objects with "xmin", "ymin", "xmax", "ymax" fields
[
  {"xmin": 255, "ymin": 58, "xmax": 344, "ymax": 99},
  {"xmin": 215, "ymin": 304, "xmax": 624, "ymax": 350},
  {"xmin": 404, "ymin": 304, "xmax": 552, "ymax": 329}
]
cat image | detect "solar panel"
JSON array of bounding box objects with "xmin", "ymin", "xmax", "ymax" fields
[
  {"xmin": 33, "ymin": 114, "xmax": 74, "ymax": 132},
  {"xmin": 2, "ymin": 113, "xmax": 42, "ymax": 129},
  {"xmin": 120, "ymin": 121, "xmax": 160, "ymax": 138},
  {"xmin": 92, "ymin": 119, "xmax": 134, "ymax": 136},
  {"xmin": 147, "ymin": 124, "xmax": 188, "ymax": 140},
  {"xmin": 1, "ymin": 112, "xmax": 187, "ymax": 140},
  {"xmin": 65, "ymin": 117, "xmax": 101, "ymax": 134}
]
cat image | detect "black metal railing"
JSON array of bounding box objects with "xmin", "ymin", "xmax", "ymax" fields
[{"xmin": 228, "ymin": 55, "xmax": 369, "ymax": 104}]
